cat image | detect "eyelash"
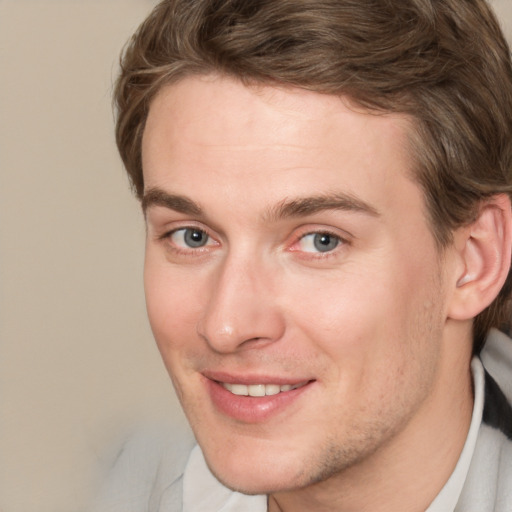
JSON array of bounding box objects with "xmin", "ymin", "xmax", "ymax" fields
[
  {"xmin": 159, "ymin": 226, "xmax": 216, "ymax": 255},
  {"xmin": 290, "ymin": 229, "xmax": 347, "ymax": 259},
  {"xmin": 158, "ymin": 226, "xmax": 348, "ymax": 259}
]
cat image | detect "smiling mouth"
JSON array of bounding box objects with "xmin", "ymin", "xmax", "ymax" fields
[{"xmin": 220, "ymin": 382, "xmax": 309, "ymax": 397}]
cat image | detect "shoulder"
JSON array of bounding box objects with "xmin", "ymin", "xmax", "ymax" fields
[
  {"xmin": 481, "ymin": 328, "xmax": 512, "ymax": 404},
  {"xmin": 90, "ymin": 419, "xmax": 196, "ymax": 512},
  {"xmin": 469, "ymin": 329, "xmax": 512, "ymax": 511}
]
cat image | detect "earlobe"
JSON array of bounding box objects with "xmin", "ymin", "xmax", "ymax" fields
[{"xmin": 448, "ymin": 194, "xmax": 512, "ymax": 321}]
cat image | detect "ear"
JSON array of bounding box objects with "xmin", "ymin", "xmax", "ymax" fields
[{"xmin": 448, "ymin": 194, "xmax": 512, "ymax": 321}]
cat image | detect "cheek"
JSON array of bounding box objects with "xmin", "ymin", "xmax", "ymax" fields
[
  {"xmin": 284, "ymin": 266, "xmax": 400, "ymax": 345},
  {"xmin": 283, "ymin": 251, "xmax": 442, "ymax": 370},
  {"xmin": 144, "ymin": 257, "xmax": 205, "ymax": 361}
]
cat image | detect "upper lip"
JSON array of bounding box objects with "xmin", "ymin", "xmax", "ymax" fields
[{"xmin": 202, "ymin": 369, "xmax": 314, "ymax": 386}]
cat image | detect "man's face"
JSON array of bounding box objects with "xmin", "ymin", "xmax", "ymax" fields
[{"xmin": 142, "ymin": 75, "xmax": 455, "ymax": 493}]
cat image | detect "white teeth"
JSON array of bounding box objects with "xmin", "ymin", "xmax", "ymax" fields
[
  {"xmin": 230, "ymin": 384, "xmax": 248, "ymax": 396},
  {"xmin": 265, "ymin": 384, "xmax": 281, "ymax": 396},
  {"xmin": 221, "ymin": 382, "xmax": 307, "ymax": 396},
  {"xmin": 248, "ymin": 384, "xmax": 266, "ymax": 397}
]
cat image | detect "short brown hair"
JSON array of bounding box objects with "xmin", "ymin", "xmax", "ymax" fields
[{"xmin": 114, "ymin": 0, "xmax": 512, "ymax": 352}]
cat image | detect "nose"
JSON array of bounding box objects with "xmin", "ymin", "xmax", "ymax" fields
[{"xmin": 197, "ymin": 254, "xmax": 285, "ymax": 353}]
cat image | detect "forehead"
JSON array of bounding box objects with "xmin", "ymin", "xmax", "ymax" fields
[
  {"xmin": 144, "ymin": 74, "xmax": 411, "ymax": 156},
  {"xmin": 142, "ymin": 75, "xmax": 421, "ymax": 221}
]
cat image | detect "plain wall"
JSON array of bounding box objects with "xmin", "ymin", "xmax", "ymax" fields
[
  {"xmin": 0, "ymin": 2, "xmax": 180, "ymax": 511},
  {"xmin": 1, "ymin": 1, "xmax": 512, "ymax": 511}
]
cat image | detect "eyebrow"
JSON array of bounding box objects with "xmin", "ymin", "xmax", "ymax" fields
[
  {"xmin": 265, "ymin": 193, "xmax": 380, "ymax": 221},
  {"xmin": 142, "ymin": 187, "xmax": 203, "ymax": 216},
  {"xmin": 142, "ymin": 187, "xmax": 380, "ymax": 221}
]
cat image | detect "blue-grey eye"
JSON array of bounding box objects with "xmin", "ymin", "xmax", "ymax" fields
[
  {"xmin": 298, "ymin": 232, "xmax": 340, "ymax": 253},
  {"xmin": 171, "ymin": 228, "xmax": 210, "ymax": 248}
]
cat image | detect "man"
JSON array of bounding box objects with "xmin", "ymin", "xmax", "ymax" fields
[{"xmin": 96, "ymin": 0, "xmax": 512, "ymax": 510}]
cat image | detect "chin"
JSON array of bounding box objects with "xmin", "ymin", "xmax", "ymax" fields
[
  {"xmin": 201, "ymin": 444, "xmax": 312, "ymax": 495},
  {"xmin": 210, "ymin": 467, "xmax": 301, "ymax": 496}
]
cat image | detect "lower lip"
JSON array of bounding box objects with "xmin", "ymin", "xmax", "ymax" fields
[{"xmin": 205, "ymin": 379, "xmax": 313, "ymax": 423}]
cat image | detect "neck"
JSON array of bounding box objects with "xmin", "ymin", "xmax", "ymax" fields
[{"xmin": 268, "ymin": 324, "xmax": 474, "ymax": 512}]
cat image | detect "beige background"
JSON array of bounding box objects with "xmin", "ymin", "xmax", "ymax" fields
[{"xmin": 1, "ymin": 1, "xmax": 512, "ymax": 511}]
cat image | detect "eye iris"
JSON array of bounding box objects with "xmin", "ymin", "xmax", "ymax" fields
[
  {"xmin": 184, "ymin": 229, "xmax": 207, "ymax": 248},
  {"xmin": 313, "ymin": 233, "xmax": 339, "ymax": 252}
]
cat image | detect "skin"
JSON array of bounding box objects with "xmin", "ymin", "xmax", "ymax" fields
[{"xmin": 141, "ymin": 75, "xmax": 474, "ymax": 511}]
